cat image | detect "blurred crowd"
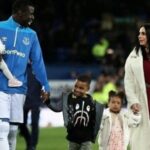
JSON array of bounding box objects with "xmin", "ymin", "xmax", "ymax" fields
[
  {"xmin": 1, "ymin": 0, "xmax": 150, "ymax": 64},
  {"xmin": 0, "ymin": 0, "xmax": 150, "ymax": 80},
  {"xmin": 32, "ymin": 0, "xmax": 150, "ymax": 64},
  {"xmin": 92, "ymin": 67, "xmax": 125, "ymax": 106}
]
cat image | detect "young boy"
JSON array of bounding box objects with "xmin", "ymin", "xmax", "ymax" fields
[
  {"xmin": 0, "ymin": 39, "xmax": 22, "ymax": 87},
  {"xmin": 43, "ymin": 74, "xmax": 104, "ymax": 150}
]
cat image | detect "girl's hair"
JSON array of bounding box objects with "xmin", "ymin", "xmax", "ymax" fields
[
  {"xmin": 135, "ymin": 23, "xmax": 150, "ymax": 56},
  {"xmin": 108, "ymin": 90, "xmax": 125, "ymax": 104}
]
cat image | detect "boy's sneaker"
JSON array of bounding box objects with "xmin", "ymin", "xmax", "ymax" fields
[{"xmin": 8, "ymin": 78, "xmax": 23, "ymax": 87}]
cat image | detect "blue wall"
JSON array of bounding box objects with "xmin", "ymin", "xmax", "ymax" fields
[{"xmin": 46, "ymin": 64, "xmax": 102, "ymax": 79}]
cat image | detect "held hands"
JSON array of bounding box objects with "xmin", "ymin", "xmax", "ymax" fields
[
  {"xmin": 131, "ymin": 103, "xmax": 141, "ymax": 114},
  {"xmin": 40, "ymin": 89, "xmax": 50, "ymax": 103},
  {"xmin": 128, "ymin": 111, "xmax": 142, "ymax": 127}
]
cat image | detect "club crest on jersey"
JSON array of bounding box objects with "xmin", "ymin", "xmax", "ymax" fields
[{"xmin": 23, "ymin": 37, "xmax": 30, "ymax": 45}]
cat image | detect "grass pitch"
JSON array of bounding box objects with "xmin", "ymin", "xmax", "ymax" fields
[{"xmin": 16, "ymin": 127, "xmax": 99, "ymax": 150}]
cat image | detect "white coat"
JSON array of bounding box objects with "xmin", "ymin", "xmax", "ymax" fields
[
  {"xmin": 124, "ymin": 48, "xmax": 150, "ymax": 150},
  {"xmin": 98, "ymin": 108, "xmax": 130, "ymax": 150}
]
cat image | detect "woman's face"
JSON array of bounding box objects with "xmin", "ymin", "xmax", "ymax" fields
[{"xmin": 138, "ymin": 27, "xmax": 148, "ymax": 47}]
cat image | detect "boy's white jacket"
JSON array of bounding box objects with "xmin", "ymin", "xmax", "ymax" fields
[{"xmin": 98, "ymin": 108, "xmax": 139, "ymax": 150}]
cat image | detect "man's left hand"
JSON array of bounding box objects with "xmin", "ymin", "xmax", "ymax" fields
[{"xmin": 40, "ymin": 90, "xmax": 50, "ymax": 103}]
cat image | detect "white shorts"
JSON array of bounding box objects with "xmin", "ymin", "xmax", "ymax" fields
[{"xmin": 0, "ymin": 91, "xmax": 26, "ymax": 123}]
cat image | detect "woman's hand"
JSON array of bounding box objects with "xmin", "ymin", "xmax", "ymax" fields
[{"xmin": 131, "ymin": 103, "xmax": 141, "ymax": 114}]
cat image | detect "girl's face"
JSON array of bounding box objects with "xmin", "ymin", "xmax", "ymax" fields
[
  {"xmin": 73, "ymin": 80, "xmax": 89, "ymax": 97},
  {"xmin": 108, "ymin": 96, "xmax": 122, "ymax": 113},
  {"xmin": 138, "ymin": 27, "xmax": 148, "ymax": 47}
]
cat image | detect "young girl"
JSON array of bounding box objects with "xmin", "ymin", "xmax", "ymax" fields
[
  {"xmin": 0, "ymin": 39, "xmax": 22, "ymax": 87},
  {"xmin": 98, "ymin": 90, "xmax": 141, "ymax": 150}
]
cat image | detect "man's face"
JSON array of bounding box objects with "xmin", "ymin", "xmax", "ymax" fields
[
  {"xmin": 18, "ymin": 6, "xmax": 34, "ymax": 27},
  {"xmin": 73, "ymin": 80, "xmax": 89, "ymax": 97}
]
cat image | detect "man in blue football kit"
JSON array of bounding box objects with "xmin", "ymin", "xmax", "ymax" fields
[{"xmin": 0, "ymin": 0, "xmax": 50, "ymax": 150}]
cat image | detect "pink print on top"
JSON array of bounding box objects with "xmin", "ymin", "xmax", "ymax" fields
[{"xmin": 107, "ymin": 116, "xmax": 124, "ymax": 150}]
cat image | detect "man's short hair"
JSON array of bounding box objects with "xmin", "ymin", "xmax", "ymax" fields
[{"xmin": 12, "ymin": 0, "xmax": 33, "ymax": 14}]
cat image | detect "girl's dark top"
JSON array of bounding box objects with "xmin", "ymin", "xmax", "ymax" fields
[{"xmin": 143, "ymin": 54, "xmax": 150, "ymax": 115}]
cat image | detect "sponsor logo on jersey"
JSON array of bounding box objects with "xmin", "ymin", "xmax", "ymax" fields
[{"xmin": 5, "ymin": 50, "xmax": 25, "ymax": 57}]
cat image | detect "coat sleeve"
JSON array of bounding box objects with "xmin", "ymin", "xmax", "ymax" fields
[
  {"xmin": 124, "ymin": 54, "xmax": 140, "ymax": 108},
  {"xmin": 92, "ymin": 101, "xmax": 104, "ymax": 143},
  {"xmin": 97, "ymin": 114, "xmax": 106, "ymax": 150},
  {"xmin": 45, "ymin": 98, "xmax": 63, "ymax": 112},
  {"xmin": 45, "ymin": 93, "xmax": 65, "ymax": 112}
]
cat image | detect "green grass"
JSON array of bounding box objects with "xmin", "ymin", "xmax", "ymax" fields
[{"xmin": 16, "ymin": 127, "xmax": 99, "ymax": 150}]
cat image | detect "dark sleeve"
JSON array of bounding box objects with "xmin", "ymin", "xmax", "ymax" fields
[
  {"xmin": 45, "ymin": 98, "xmax": 63, "ymax": 112},
  {"xmin": 92, "ymin": 101, "xmax": 104, "ymax": 143}
]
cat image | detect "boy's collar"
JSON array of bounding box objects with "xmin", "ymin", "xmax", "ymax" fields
[{"xmin": 72, "ymin": 93, "xmax": 88, "ymax": 99}]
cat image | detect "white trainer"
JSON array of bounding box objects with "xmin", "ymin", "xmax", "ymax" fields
[{"xmin": 8, "ymin": 78, "xmax": 23, "ymax": 87}]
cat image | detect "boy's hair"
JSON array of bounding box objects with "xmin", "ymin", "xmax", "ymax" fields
[
  {"xmin": 77, "ymin": 74, "xmax": 91, "ymax": 85},
  {"xmin": 108, "ymin": 90, "xmax": 125, "ymax": 104},
  {"xmin": 12, "ymin": 0, "xmax": 33, "ymax": 13}
]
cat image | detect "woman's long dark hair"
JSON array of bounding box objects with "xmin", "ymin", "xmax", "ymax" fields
[{"xmin": 135, "ymin": 24, "xmax": 150, "ymax": 57}]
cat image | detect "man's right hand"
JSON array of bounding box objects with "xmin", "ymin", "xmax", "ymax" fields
[{"xmin": 40, "ymin": 90, "xmax": 50, "ymax": 103}]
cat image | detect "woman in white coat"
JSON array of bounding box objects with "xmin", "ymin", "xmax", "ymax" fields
[{"xmin": 124, "ymin": 24, "xmax": 150, "ymax": 150}]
